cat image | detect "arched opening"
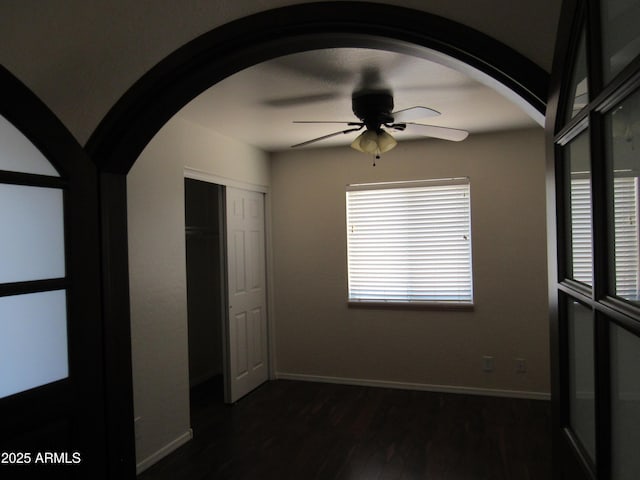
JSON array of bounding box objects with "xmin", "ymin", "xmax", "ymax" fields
[
  {"xmin": 86, "ymin": 3, "xmax": 550, "ymax": 475},
  {"xmin": 86, "ymin": 2, "xmax": 547, "ymax": 172}
]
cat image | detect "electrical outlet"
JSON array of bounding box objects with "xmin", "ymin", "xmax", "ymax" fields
[
  {"xmin": 482, "ymin": 355, "xmax": 494, "ymax": 372},
  {"xmin": 516, "ymin": 358, "xmax": 527, "ymax": 373}
]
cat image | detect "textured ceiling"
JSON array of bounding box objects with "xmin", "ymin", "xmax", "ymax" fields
[
  {"xmin": 177, "ymin": 48, "xmax": 541, "ymax": 152},
  {"xmin": 0, "ymin": 1, "xmax": 559, "ymax": 145}
]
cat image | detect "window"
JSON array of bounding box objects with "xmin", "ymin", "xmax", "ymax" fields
[
  {"xmin": 569, "ymin": 175, "xmax": 593, "ymax": 285},
  {"xmin": 564, "ymin": 129, "xmax": 593, "ymax": 286},
  {"xmin": 606, "ymin": 89, "xmax": 640, "ymax": 303},
  {"xmin": 346, "ymin": 178, "xmax": 473, "ymax": 305},
  {"xmin": 611, "ymin": 176, "xmax": 640, "ymax": 301},
  {"xmin": 569, "ymin": 175, "xmax": 640, "ymax": 299}
]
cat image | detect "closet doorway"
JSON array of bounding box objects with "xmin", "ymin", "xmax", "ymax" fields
[
  {"xmin": 184, "ymin": 179, "xmax": 226, "ymax": 417},
  {"xmin": 184, "ymin": 177, "xmax": 270, "ymax": 420}
]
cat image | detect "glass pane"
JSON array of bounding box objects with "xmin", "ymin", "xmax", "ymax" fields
[
  {"xmin": 564, "ymin": 130, "xmax": 593, "ymax": 285},
  {"xmin": 567, "ymin": 300, "xmax": 596, "ymax": 462},
  {"xmin": 0, "ymin": 184, "xmax": 66, "ymax": 283},
  {"xmin": 611, "ymin": 323, "xmax": 640, "ymax": 480},
  {"xmin": 606, "ymin": 88, "xmax": 640, "ymax": 303},
  {"xmin": 0, "ymin": 290, "xmax": 68, "ymax": 399},
  {"xmin": 566, "ymin": 29, "xmax": 589, "ymax": 121},
  {"xmin": 0, "ymin": 114, "xmax": 60, "ymax": 177},
  {"xmin": 602, "ymin": 0, "xmax": 640, "ymax": 83}
]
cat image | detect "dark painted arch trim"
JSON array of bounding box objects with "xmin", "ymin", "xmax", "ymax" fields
[
  {"xmin": 1, "ymin": 66, "xmax": 83, "ymax": 178},
  {"xmin": 86, "ymin": 1, "xmax": 548, "ymax": 173}
]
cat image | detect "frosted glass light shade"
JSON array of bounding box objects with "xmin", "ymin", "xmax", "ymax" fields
[
  {"xmin": 0, "ymin": 114, "xmax": 59, "ymax": 177},
  {"xmin": 351, "ymin": 130, "xmax": 379, "ymax": 153},
  {"xmin": 350, "ymin": 129, "xmax": 397, "ymax": 155},
  {"xmin": 0, "ymin": 290, "xmax": 69, "ymax": 399},
  {"xmin": 377, "ymin": 130, "xmax": 397, "ymax": 152},
  {"xmin": 0, "ymin": 184, "xmax": 66, "ymax": 283}
]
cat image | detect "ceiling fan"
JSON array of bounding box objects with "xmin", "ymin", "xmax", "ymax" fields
[{"xmin": 291, "ymin": 88, "xmax": 469, "ymax": 162}]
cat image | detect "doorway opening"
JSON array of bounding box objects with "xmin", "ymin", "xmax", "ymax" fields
[
  {"xmin": 86, "ymin": 3, "xmax": 551, "ymax": 475},
  {"xmin": 184, "ymin": 176, "xmax": 271, "ymax": 421},
  {"xmin": 184, "ymin": 178, "xmax": 226, "ymax": 422}
]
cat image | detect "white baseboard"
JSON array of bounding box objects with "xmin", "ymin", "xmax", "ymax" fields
[
  {"xmin": 276, "ymin": 372, "xmax": 551, "ymax": 401},
  {"xmin": 136, "ymin": 429, "xmax": 193, "ymax": 475}
]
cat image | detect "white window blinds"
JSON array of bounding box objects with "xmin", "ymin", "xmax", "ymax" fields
[
  {"xmin": 613, "ymin": 176, "xmax": 640, "ymax": 300},
  {"xmin": 346, "ymin": 179, "xmax": 473, "ymax": 304},
  {"xmin": 570, "ymin": 177, "xmax": 593, "ymax": 284},
  {"xmin": 570, "ymin": 176, "xmax": 640, "ymax": 299}
]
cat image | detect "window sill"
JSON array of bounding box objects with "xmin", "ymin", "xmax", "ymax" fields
[{"xmin": 347, "ymin": 301, "xmax": 474, "ymax": 311}]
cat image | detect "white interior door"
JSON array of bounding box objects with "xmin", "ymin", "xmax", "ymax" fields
[{"xmin": 226, "ymin": 187, "xmax": 268, "ymax": 402}]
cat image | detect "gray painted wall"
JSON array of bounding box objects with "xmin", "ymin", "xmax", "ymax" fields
[{"xmin": 270, "ymin": 128, "xmax": 549, "ymax": 395}]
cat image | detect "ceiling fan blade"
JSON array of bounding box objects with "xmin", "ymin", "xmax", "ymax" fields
[
  {"xmin": 400, "ymin": 123, "xmax": 469, "ymax": 141},
  {"xmin": 293, "ymin": 121, "xmax": 362, "ymax": 125},
  {"xmin": 291, "ymin": 126, "xmax": 363, "ymax": 148},
  {"xmin": 392, "ymin": 106, "xmax": 441, "ymax": 122},
  {"xmin": 263, "ymin": 92, "xmax": 341, "ymax": 108}
]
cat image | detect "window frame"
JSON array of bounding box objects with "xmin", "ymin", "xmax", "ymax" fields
[{"xmin": 345, "ymin": 177, "xmax": 474, "ymax": 310}]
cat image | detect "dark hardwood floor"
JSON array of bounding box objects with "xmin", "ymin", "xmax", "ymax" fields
[{"xmin": 138, "ymin": 380, "xmax": 551, "ymax": 480}]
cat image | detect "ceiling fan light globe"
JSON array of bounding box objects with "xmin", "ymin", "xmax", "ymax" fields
[
  {"xmin": 350, "ymin": 129, "xmax": 397, "ymax": 156},
  {"xmin": 350, "ymin": 133, "xmax": 366, "ymax": 152},
  {"xmin": 361, "ymin": 130, "xmax": 381, "ymax": 154},
  {"xmin": 377, "ymin": 130, "xmax": 397, "ymax": 153},
  {"xmin": 351, "ymin": 130, "xmax": 379, "ymax": 153}
]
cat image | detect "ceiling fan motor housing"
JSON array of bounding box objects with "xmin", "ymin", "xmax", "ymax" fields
[{"xmin": 352, "ymin": 91, "xmax": 394, "ymax": 131}]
